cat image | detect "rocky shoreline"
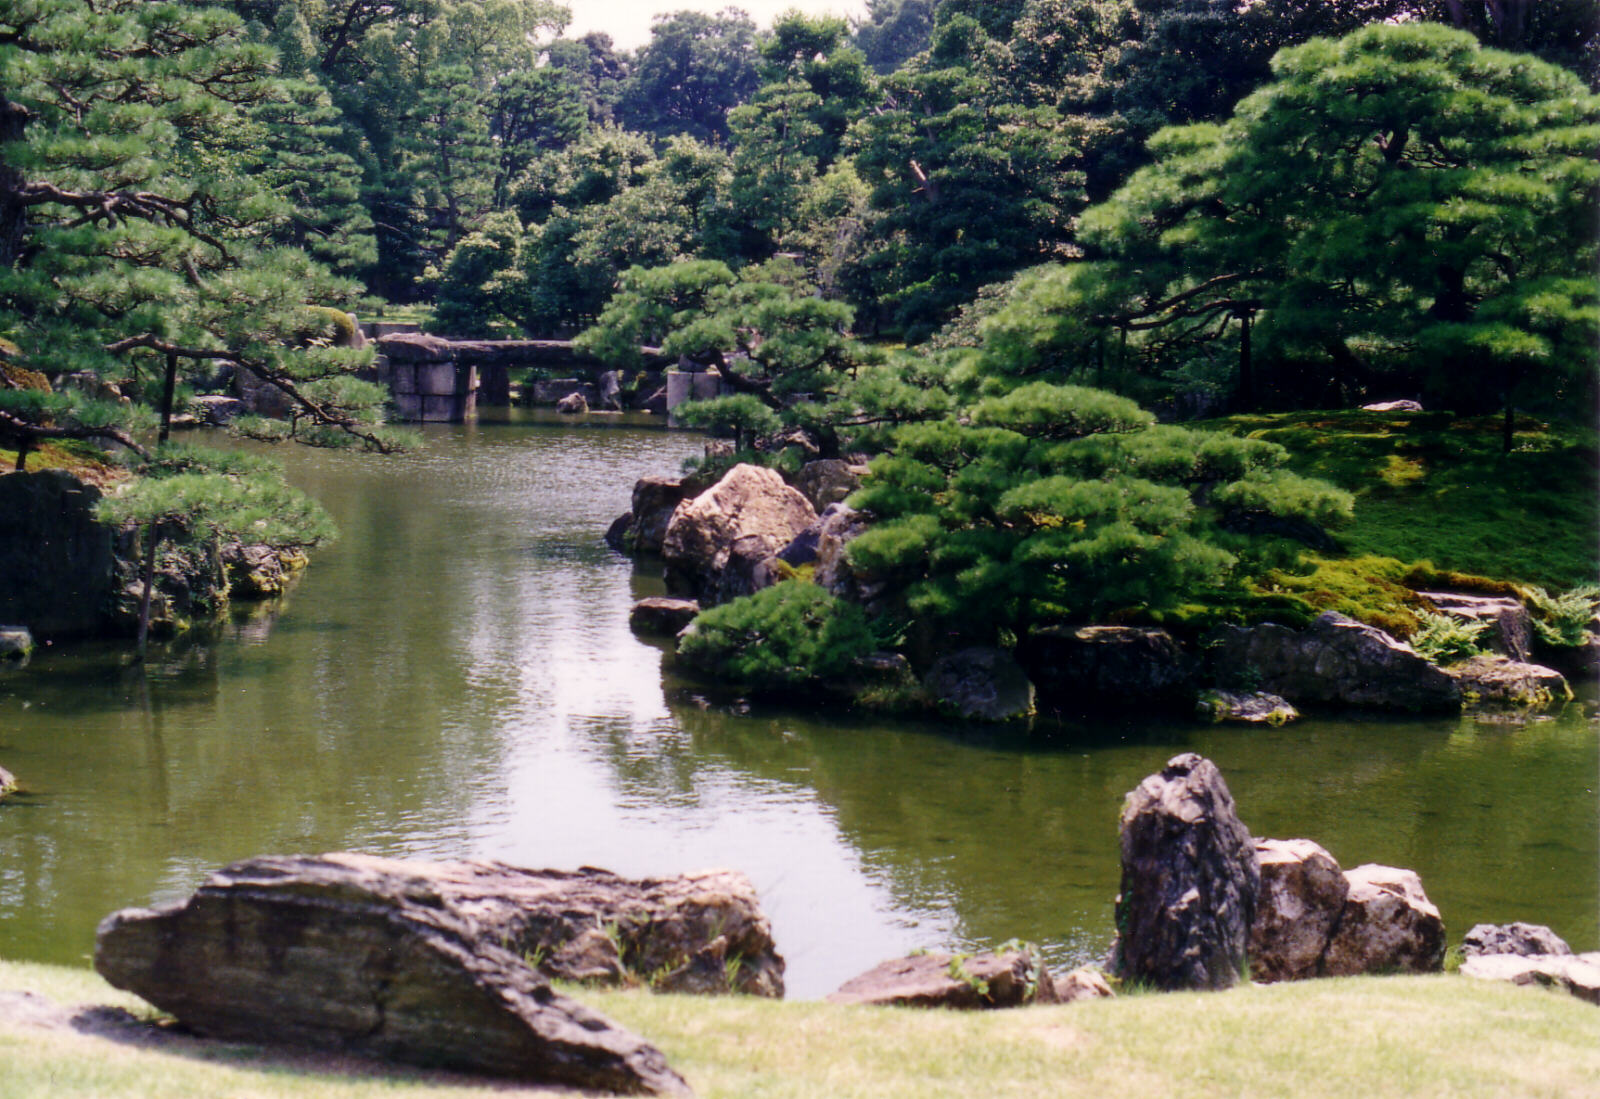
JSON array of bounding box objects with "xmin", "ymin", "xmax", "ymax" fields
[{"xmin": 607, "ymin": 459, "xmax": 1591, "ymax": 725}]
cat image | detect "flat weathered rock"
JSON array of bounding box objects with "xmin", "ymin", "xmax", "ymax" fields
[
  {"xmin": 1206, "ymin": 612, "xmax": 1461, "ymax": 711},
  {"xmin": 827, "ymin": 949, "xmax": 1051, "ymax": 1009},
  {"xmin": 1249, "ymin": 839, "xmax": 1347, "ymax": 982},
  {"xmin": 1461, "ymin": 952, "xmax": 1600, "ymax": 1006},
  {"xmin": 1461, "ymin": 922, "xmax": 1572, "ymax": 959},
  {"xmin": 1418, "ymin": 591, "xmax": 1532, "ymax": 661},
  {"xmin": 629, "ymin": 598, "xmax": 701, "ymax": 639},
  {"xmin": 1448, "ymin": 654, "xmax": 1570, "ymax": 709},
  {"xmin": 94, "ymin": 854, "xmax": 690, "ymax": 1095},
  {"xmin": 1321, "ymin": 864, "xmax": 1445, "ymax": 976},
  {"xmin": 1051, "ymin": 967, "xmax": 1115, "ymax": 1003},
  {"xmin": 1195, "ymin": 689, "xmax": 1298, "ymax": 726},
  {"xmin": 1112, "ymin": 754, "xmax": 1258, "ymax": 991},
  {"xmin": 923, "ymin": 647, "xmax": 1035, "ymax": 722}
]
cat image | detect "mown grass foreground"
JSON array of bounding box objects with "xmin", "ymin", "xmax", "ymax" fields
[{"xmin": 2, "ymin": 960, "xmax": 1598, "ymax": 1098}]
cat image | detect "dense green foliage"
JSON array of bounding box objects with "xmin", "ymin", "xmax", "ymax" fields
[{"xmin": 678, "ymin": 580, "xmax": 877, "ymax": 689}]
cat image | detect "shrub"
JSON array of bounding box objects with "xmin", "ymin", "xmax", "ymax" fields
[
  {"xmin": 1525, "ymin": 583, "xmax": 1600, "ymax": 648},
  {"xmin": 1410, "ymin": 611, "xmax": 1490, "ymax": 665},
  {"xmin": 677, "ymin": 580, "xmax": 876, "ymax": 689}
]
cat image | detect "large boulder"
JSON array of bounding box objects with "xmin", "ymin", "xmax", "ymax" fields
[
  {"xmin": 1447, "ymin": 654, "xmax": 1570, "ymax": 709},
  {"xmin": 0, "ymin": 471, "xmax": 117, "ymax": 639},
  {"xmin": 222, "ymin": 542, "xmax": 305, "ymax": 600},
  {"xmin": 1206, "ymin": 612, "xmax": 1462, "ymax": 711},
  {"xmin": 922, "ymin": 647, "xmax": 1036, "ymax": 722},
  {"xmin": 661, "ymin": 464, "xmax": 817, "ymax": 605},
  {"xmin": 826, "ymin": 949, "xmax": 1053, "ymax": 1009},
  {"xmin": 1461, "ymin": 922, "xmax": 1572, "ymax": 959},
  {"xmin": 1418, "ymin": 591, "xmax": 1532, "ymax": 661},
  {"xmin": 94, "ymin": 854, "xmax": 691, "ymax": 1095},
  {"xmin": 1320, "ymin": 864, "xmax": 1445, "ymax": 976},
  {"xmin": 1022, "ymin": 626, "xmax": 1197, "ymax": 713},
  {"xmin": 1248, "ymin": 839, "xmax": 1348, "ymax": 982},
  {"xmin": 1112, "ymin": 754, "xmax": 1259, "ymax": 991}
]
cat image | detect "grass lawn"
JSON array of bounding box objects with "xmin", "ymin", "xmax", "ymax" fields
[
  {"xmin": 1202, "ymin": 409, "xmax": 1599, "ymax": 590},
  {"xmin": 2, "ymin": 960, "xmax": 1598, "ymax": 1098}
]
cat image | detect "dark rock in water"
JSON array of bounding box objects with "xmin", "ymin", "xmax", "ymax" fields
[
  {"xmin": 1249, "ymin": 839, "xmax": 1347, "ymax": 982},
  {"xmin": 1206, "ymin": 612, "xmax": 1461, "ymax": 711},
  {"xmin": 598, "ymin": 370, "xmax": 623, "ymax": 411},
  {"xmin": 827, "ymin": 949, "xmax": 1052, "ymax": 1009},
  {"xmin": 922, "ymin": 647, "xmax": 1035, "ymax": 722},
  {"xmin": 1418, "ymin": 591, "xmax": 1531, "ymax": 661},
  {"xmin": 1023, "ymin": 626, "xmax": 1196, "ymax": 713},
  {"xmin": 1113, "ymin": 753, "xmax": 1258, "ymax": 991},
  {"xmin": 0, "ymin": 626, "xmax": 32, "ymax": 660},
  {"xmin": 0, "ymin": 471, "xmax": 116, "ymax": 640},
  {"xmin": 1447, "ymin": 653, "xmax": 1570, "ymax": 709},
  {"xmin": 1320, "ymin": 864, "xmax": 1445, "ymax": 976},
  {"xmin": 661, "ymin": 464, "xmax": 815, "ymax": 605},
  {"xmin": 94, "ymin": 853, "xmax": 692, "ymax": 1095},
  {"xmin": 1462, "ymin": 922, "xmax": 1572, "ymax": 959},
  {"xmin": 630, "ymin": 477, "xmax": 689, "ymax": 556},
  {"xmin": 630, "ymin": 598, "xmax": 700, "ymax": 638},
  {"xmin": 605, "ymin": 511, "xmax": 634, "ymax": 553},
  {"xmin": 1195, "ymin": 689, "xmax": 1298, "ymax": 725},
  {"xmin": 222, "ymin": 542, "xmax": 304, "ymax": 600}
]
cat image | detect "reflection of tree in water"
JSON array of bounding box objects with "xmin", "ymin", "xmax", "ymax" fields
[{"xmin": 643, "ymin": 686, "xmax": 1599, "ymax": 966}]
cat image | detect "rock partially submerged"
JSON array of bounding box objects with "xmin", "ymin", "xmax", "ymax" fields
[
  {"xmin": 0, "ymin": 626, "xmax": 32, "ymax": 661},
  {"xmin": 1195, "ymin": 689, "xmax": 1298, "ymax": 725},
  {"xmin": 1023, "ymin": 626, "xmax": 1197, "ymax": 714},
  {"xmin": 1447, "ymin": 653, "xmax": 1570, "ymax": 709},
  {"xmin": 1206, "ymin": 612, "xmax": 1461, "ymax": 711},
  {"xmin": 922, "ymin": 647, "xmax": 1035, "ymax": 722},
  {"xmin": 1112, "ymin": 754, "xmax": 1259, "ymax": 991},
  {"xmin": 94, "ymin": 853, "xmax": 691, "ymax": 1095},
  {"xmin": 827, "ymin": 949, "xmax": 1053, "ymax": 1009},
  {"xmin": 629, "ymin": 598, "xmax": 700, "ymax": 638}
]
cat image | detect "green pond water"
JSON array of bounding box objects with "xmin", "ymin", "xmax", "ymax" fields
[{"xmin": 0, "ymin": 413, "xmax": 1595, "ymax": 998}]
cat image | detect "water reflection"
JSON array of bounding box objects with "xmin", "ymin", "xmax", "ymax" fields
[{"xmin": 0, "ymin": 415, "xmax": 1593, "ymax": 999}]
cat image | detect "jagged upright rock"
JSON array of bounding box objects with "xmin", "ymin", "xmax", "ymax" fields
[
  {"xmin": 631, "ymin": 477, "xmax": 690, "ymax": 556},
  {"xmin": 1113, "ymin": 754, "xmax": 1259, "ymax": 991},
  {"xmin": 93, "ymin": 854, "xmax": 739, "ymax": 1095},
  {"xmin": 661, "ymin": 464, "xmax": 816, "ymax": 605}
]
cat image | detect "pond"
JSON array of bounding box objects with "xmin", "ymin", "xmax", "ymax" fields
[{"xmin": 0, "ymin": 413, "xmax": 1595, "ymax": 998}]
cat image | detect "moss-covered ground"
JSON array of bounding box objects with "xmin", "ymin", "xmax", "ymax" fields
[
  {"xmin": 1, "ymin": 961, "xmax": 1597, "ymax": 1098},
  {"xmin": 1202, "ymin": 409, "xmax": 1598, "ymax": 590}
]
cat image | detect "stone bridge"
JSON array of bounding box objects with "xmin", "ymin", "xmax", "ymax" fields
[{"xmin": 371, "ymin": 331, "xmax": 722, "ymax": 423}]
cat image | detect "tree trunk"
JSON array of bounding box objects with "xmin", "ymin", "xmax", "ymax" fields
[
  {"xmin": 13, "ymin": 438, "xmax": 31, "ymax": 472},
  {"xmin": 136, "ymin": 527, "xmax": 160, "ymax": 653},
  {"xmin": 0, "ymin": 93, "xmax": 30, "ymax": 271},
  {"xmin": 1237, "ymin": 309, "xmax": 1254, "ymax": 411},
  {"xmin": 158, "ymin": 350, "xmax": 179, "ymax": 444}
]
